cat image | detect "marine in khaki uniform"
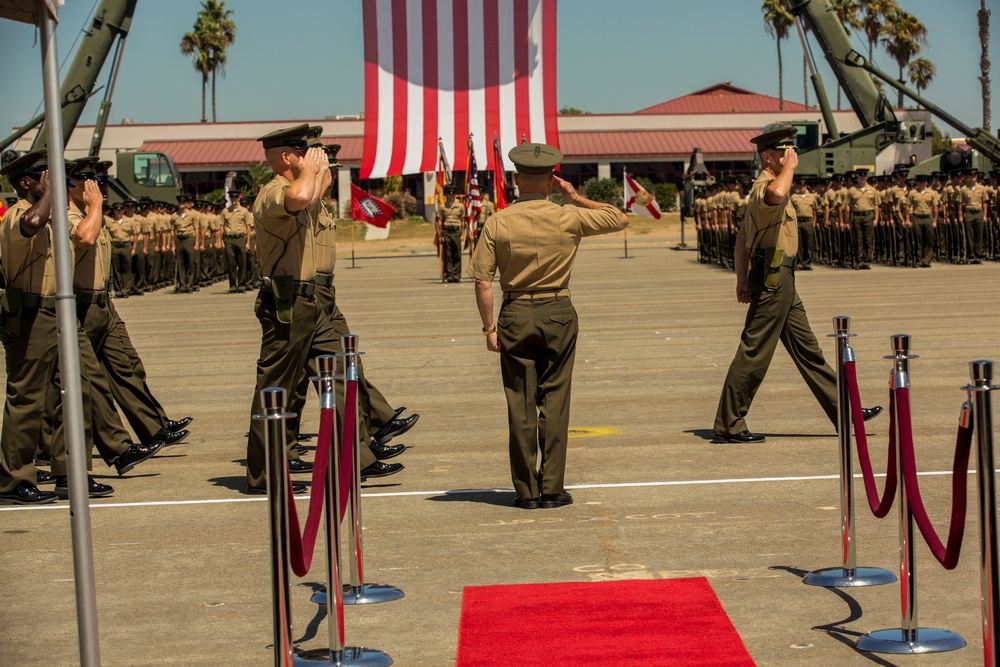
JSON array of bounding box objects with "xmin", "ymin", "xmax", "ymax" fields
[
  {"xmin": 221, "ymin": 189, "xmax": 251, "ymax": 292},
  {"xmin": 476, "ymin": 193, "xmax": 497, "ymax": 245},
  {"xmin": 848, "ymin": 168, "xmax": 878, "ymax": 269},
  {"xmin": 470, "ymin": 143, "xmax": 628, "ymax": 509},
  {"xmin": 171, "ymin": 194, "xmax": 198, "ymax": 292},
  {"xmin": 711, "ymin": 127, "xmax": 882, "ymax": 444},
  {"xmin": 823, "ymin": 175, "xmax": 843, "ymax": 266},
  {"xmin": 960, "ymin": 169, "xmax": 989, "ymax": 263},
  {"xmin": 436, "ymin": 185, "xmax": 466, "ymax": 282},
  {"xmin": 906, "ymin": 174, "xmax": 937, "ymax": 268},
  {"xmin": 106, "ymin": 201, "xmax": 134, "ymax": 297},
  {"xmin": 790, "ymin": 178, "xmax": 816, "ymax": 270}
]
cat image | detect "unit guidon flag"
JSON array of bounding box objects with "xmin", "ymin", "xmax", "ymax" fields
[{"xmin": 361, "ymin": 0, "xmax": 559, "ymax": 179}]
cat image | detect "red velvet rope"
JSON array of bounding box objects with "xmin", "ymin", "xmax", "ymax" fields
[
  {"xmin": 895, "ymin": 387, "xmax": 974, "ymax": 570},
  {"xmin": 339, "ymin": 380, "xmax": 358, "ymax": 523},
  {"xmin": 844, "ymin": 360, "xmax": 897, "ymax": 518},
  {"xmin": 286, "ymin": 406, "xmax": 334, "ymax": 577}
]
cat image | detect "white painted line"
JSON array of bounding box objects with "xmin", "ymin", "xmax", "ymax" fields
[{"xmin": 0, "ymin": 470, "xmax": 970, "ymax": 512}]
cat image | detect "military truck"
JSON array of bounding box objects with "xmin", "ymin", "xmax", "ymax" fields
[{"xmin": 1, "ymin": 0, "xmax": 181, "ymax": 203}]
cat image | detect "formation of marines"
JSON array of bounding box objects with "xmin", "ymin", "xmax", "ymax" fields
[
  {"xmin": 105, "ymin": 193, "xmax": 259, "ymax": 296},
  {"xmin": 695, "ymin": 168, "xmax": 1000, "ymax": 270}
]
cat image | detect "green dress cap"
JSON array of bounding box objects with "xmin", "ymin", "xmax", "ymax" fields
[
  {"xmin": 508, "ymin": 143, "xmax": 563, "ymax": 174},
  {"xmin": 1, "ymin": 149, "xmax": 48, "ymax": 178},
  {"xmin": 750, "ymin": 125, "xmax": 797, "ymax": 151},
  {"xmin": 257, "ymin": 124, "xmax": 313, "ymax": 150}
]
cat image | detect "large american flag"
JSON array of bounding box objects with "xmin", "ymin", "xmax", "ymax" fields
[{"xmin": 360, "ymin": 0, "xmax": 559, "ymax": 179}]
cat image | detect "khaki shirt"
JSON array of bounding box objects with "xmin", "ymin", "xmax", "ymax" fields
[
  {"xmin": 0, "ymin": 198, "xmax": 61, "ymax": 296},
  {"xmin": 311, "ymin": 201, "xmax": 337, "ymax": 274},
  {"xmin": 849, "ymin": 185, "xmax": 878, "ymax": 212},
  {"xmin": 962, "ymin": 185, "xmax": 987, "ymax": 211},
  {"xmin": 480, "ymin": 199, "xmax": 497, "ymax": 221},
  {"xmin": 68, "ymin": 201, "xmax": 112, "ymax": 292},
  {"xmin": 172, "ymin": 211, "xmax": 197, "ymax": 236},
  {"xmin": 437, "ymin": 201, "xmax": 464, "ymax": 228},
  {"xmin": 206, "ymin": 212, "xmax": 223, "ymax": 233},
  {"xmin": 741, "ymin": 170, "xmax": 797, "ymax": 258},
  {"xmin": 790, "ymin": 192, "xmax": 815, "ymax": 219},
  {"xmin": 468, "ymin": 193, "xmax": 621, "ymax": 292},
  {"xmin": 253, "ymin": 174, "xmax": 315, "ymax": 281},
  {"xmin": 222, "ymin": 205, "xmax": 252, "ymax": 235},
  {"xmin": 907, "ymin": 188, "xmax": 935, "ymax": 217},
  {"xmin": 823, "ymin": 188, "xmax": 840, "ymax": 215},
  {"xmin": 136, "ymin": 212, "xmax": 154, "ymax": 235},
  {"xmin": 107, "ymin": 216, "xmax": 133, "ymax": 242}
]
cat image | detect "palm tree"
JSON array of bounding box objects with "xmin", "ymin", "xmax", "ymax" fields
[
  {"xmin": 979, "ymin": 0, "xmax": 991, "ymax": 131},
  {"xmin": 907, "ymin": 57, "xmax": 935, "ymax": 102},
  {"xmin": 861, "ymin": 0, "xmax": 898, "ymax": 62},
  {"xmin": 243, "ymin": 162, "xmax": 274, "ymax": 195},
  {"xmin": 200, "ymin": 0, "xmax": 237, "ymax": 123},
  {"xmin": 762, "ymin": 0, "xmax": 794, "ymax": 111},
  {"xmin": 882, "ymin": 9, "xmax": 927, "ymax": 108},
  {"xmin": 180, "ymin": 19, "xmax": 213, "ymax": 123},
  {"xmin": 829, "ymin": 0, "xmax": 862, "ymax": 109}
]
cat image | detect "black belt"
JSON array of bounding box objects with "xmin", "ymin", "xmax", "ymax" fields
[
  {"xmin": 111, "ymin": 241, "xmax": 130, "ymax": 248},
  {"xmin": 797, "ymin": 216, "xmax": 812, "ymax": 222},
  {"xmin": 176, "ymin": 234, "xmax": 193, "ymax": 240},
  {"xmin": 21, "ymin": 293, "xmax": 57, "ymax": 310},
  {"xmin": 443, "ymin": 225, "xmax": 461, "ymax": 230},
  {"xmin": 913, "ymin": 214, "xmax": 932, "ymax": 219},
  {"xmin": 964, "ymin": 207, "xmax": 983, "ymax": 213},
  {"xmin": 224, "ymin": 233, "xmax": 246, "ymax": 239},
  {"xmin": 314, "ymin": 272, "xmax": 334, "ymax": 287},
  {"xmin": 852, "ymin": 210, "xmax": 875, "ymax": 216},
  {"xmin": 76, "ymin": 290, "xmax": 108, "ymax": 306},
  {"xmin": 260, "ymin": 279, "xmax": 316, "ymax": 298}
]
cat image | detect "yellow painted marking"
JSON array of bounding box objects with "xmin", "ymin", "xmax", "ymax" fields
[{"xmin": 568, "ymin": 427, "xmax": 619, "ymax": 439}]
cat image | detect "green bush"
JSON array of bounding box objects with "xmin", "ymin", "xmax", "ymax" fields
[
  {"xmin": 654, "ymin": 183, "xmax": 678, "ymax": 211},
  {"xmin": 384, "ymin": 190, "xmax": 418, "ymax": 219},
  {"xmin": 583, "ymin": 177, "xmax": 622, "ymax": 207}
]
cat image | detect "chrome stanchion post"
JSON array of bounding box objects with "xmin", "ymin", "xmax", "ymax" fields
[
  {"xmin": 805, "ymin": 316, "xmax": 895, "ymax": 588},
  {"xmin": 858, "ymin": 335, "xmax": 965, "ymax": 654},
  {"xmin": 340, "ymin": 335, "xmax": 404, "ymax": 606},
  {"xmin": 965, "ymin": 360, "xmax": 1000, "ymax": 666},
  {"xmin": 253, "ymin": 388, "xmax": 297, "ymax": 667},
  {"xmin": 299, "ymin": 356, "xmax": 392, "ymax": 666}
]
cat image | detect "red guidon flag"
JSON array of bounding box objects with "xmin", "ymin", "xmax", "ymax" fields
[
  {"xmin": 350, "ymin": 183, "xmax": 396, "ymax": 228},
  {"xmin": 623, "ymin": 170, "xmax": 661, "ymax": 220},
  {"xmin": 360, "ymin": 0, "xmax": 559, "ymax": 179}
]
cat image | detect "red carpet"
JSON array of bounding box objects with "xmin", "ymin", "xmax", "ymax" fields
[{"xmin": 456, "ymin": 578, "xmax": 755, "ymax": 667}]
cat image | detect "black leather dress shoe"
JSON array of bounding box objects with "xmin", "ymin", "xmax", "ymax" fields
[
  {"xmin": 372, "ymin": 414, "xmax": 419, "ymax": 445},
  {"xmin": 288, "ymin": 459, "xmax": 314, "ymax": 474},
  {"xmin": 369, "ymin": 440, "xmax": 406, "ymax": 461},
  {"xmin": 247, "ymin": 481, "xmax": 307, "ymax": 495},
  {"xmin": 36, "ymin": 470, "xmax": 55, "ymax": 485},
  {"xmin": 151, "ymin": 428, "xmax": 188, "ymax": 446},
  {"xmin": 514, "ymin": 497, "xmax": 540, "ymax": 509},
  {"xmin": 55, "ymin": 475, "xmax": 114, "ymax": 499},
  {"xmin": 165, "ymin": 416, "xmax": 193, "ymax": 431},
  {"xmin": 392, "ymin": 406, "xmax": 407, "ymax": 419},
  {"xmin": 296, "ymin": 433, "xmax": 314, "ymax": 443},
  {"xmin": 711, "ymin": 430, "xmax": 766, "ymax": 444},
  {"xmin": 114, "ymin": 441, "xmax": 165, "ymax": 476},
  {"xmin": 293, "ymin": 444, "xmax": 309, "ymax": 455},
  {"xmin": 0, "ymin": 481, "xmax": 57, "ymax": 505},
  {"xmin": 540, "ymin": 491, "xmax": 574, "ymax": 508},
  {"xmin": 360, "ymin": 460, "xmax": 403, "ymax": 479},
  {"xmin": 862, "ymin": 406, "xmax": 883, "ymax": 421}
]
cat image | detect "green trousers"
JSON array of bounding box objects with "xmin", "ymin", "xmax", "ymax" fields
[
  {"xmin": 225, "ymin": 235, "xmax": 248, "ymax": 290},
  {"xmin": 441, "ymin": 227, "xmax": 463, "ymax": 281},
  {"xmin": 247, "ymin": 288, "xmax": 376, "ymax": 490},
  {"xmin": 496, "ymin": 296, "xmax": 578, "ymax": 499},
  {"xmin": 175, "ymin": 236, "xmax": 196, "ymax": 292},
  {"xmin": 713, "ymin": 262, "xmax": 838, "ymax": 439},
  {"xmin": 79, "ymin": 300, "xmax": 168, "ymax": 444}
]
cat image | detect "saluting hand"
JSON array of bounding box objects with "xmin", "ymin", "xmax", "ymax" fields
[
  {"xmin": 551, "ymin": 174, "xmax": 576, "ymax": 199},
  {"xmin": 779, "ymin": 147, "xmax": 798, "ymax": 172},
  {"xmin": 38, "ymin": 170, "xmax": 49, "ymax": 193},
  {"xmin": 83, "ymin": 180, "xmax": 103, "ymax": 211}
]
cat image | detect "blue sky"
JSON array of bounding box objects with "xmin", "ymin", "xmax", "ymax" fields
[{"xmin": 0, "ymin": 0, "xmax": 996, "ymax": 139}]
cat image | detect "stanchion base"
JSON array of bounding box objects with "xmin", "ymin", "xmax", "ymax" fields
[
  {"xmin": 856, "ymin": 628, "xmax": 966, "ymax": 654},
  {"xmin": 802, "ymin": 566, "xmax": 896, "ymax": 588},
  {"xmin": 296, "ymin": 646, "xmax": 392, "ymax": 666},
  {"xmin": 343, "ymin": 583, "xmax": 405, "ymax": 605}
]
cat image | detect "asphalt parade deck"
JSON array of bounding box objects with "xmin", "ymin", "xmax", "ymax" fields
[{"xmin": 2, "ymin": 230, "xmax": 999, "ymax": 666}]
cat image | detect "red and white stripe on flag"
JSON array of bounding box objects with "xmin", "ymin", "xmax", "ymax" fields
[
  {"xmin": 361, "ymin": 0, "xmax": 559, "ymax": 179},
  {"xmin": 624, "ymin": 170, "xmax": 662, "ymax": 220}
]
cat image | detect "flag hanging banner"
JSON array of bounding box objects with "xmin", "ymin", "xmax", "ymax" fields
[
  {"xmin": 465, "ymin": 135, "xmax": 482, "ymax": 229},
  {"xmin": 623, "ymin": 170, "xmax": 661, "ymax": 220},
  {"xmin": 492, "ymin": 133, "xmax": 509, "ymax": 210},
  {"xmin": 351, "ymin": 183, "xmax": 397, "ymax": 228},
  {"xmin": 361, "ymin": 0, "xmax": 559, "ymax": 179}
]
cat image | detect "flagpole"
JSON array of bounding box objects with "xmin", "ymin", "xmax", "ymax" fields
[
  {"xmin": 621, "ymin": 168, "xmax": 633, "ymax": 260},
  {"xmin": 350, "ymin": 223, "xmax": 356, "ymax": 269}
]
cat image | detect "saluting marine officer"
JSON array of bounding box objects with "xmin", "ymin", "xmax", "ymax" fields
[
  {"xmin": 712, "ymin": 127, "xmax": 882, "ymax": 444},
  {"xmin": 470, "ymin": 143, "xmax": 628, "ymax": 509}
]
